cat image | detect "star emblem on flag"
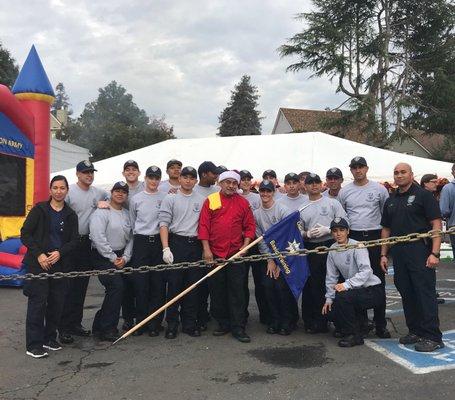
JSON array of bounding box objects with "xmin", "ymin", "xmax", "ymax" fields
[{"xmin": 286, "ymin": 239, "xmax": 301, "ymax": 254}]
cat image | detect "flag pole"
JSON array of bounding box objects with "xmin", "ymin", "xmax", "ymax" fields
[
  {"xmin": 112, "ymin": 235, "xmax": 264, "ymax": 345},
  {"xmin": 113, "ymin": 199, "xmax": 318, "ymax": 345}
]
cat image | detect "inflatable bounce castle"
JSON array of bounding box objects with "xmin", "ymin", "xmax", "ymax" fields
[{"xmin": 0, "ymin": 45, "xmax": 54, "ymax": 286}]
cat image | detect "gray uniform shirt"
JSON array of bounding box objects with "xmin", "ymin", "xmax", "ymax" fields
[
  {"xmin": 299, "ymin": 196, "xmax": 347, "ymax": 243},
  {"xmin": 129, "ymin": 190, "xmax": 166, "ymax": 235},
  {"xmin": 242, "ymin": 192, "xmax": 261, "ymax": 211},
  {"xmin": 158, "ymin": 180, "xmax": 180, "ymax": 194},
  {"xmin": 66, "ymin": 184, "xmax": 109, "ymax": 235},
  {"xmin": 89, "ymin": 208, "xmax": 133, "ymax": 263},
  {"xmin": 338, "ymin": 181, "xmax": 389, "ymax": 230},
  {"xmin": 325, "ymin": 239, "xmax": 381, "ymax": 304},
  {"xmin": 124, "ymin": 181, "xmax": 145, "ymax": 209},
  {"xmin": 254, "ymin": 202, "xmax": 290, "ymax": 254},
  {"xmin": 277, "ymin": 194, "xmax": 308, "ymax": 212},
  {"xmin": 193, "ymin": 184, "xmax": 220, "ymax": 198},
  {"xmin": 159, "ymin": 191, "xmax": 205, "ymax": 236},
  {"xmin": 322, "ymin": 189, "xmax": 340, "ymax": 201}
]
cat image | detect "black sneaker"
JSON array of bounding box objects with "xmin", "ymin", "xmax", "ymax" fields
[
  {"xmin": 375, "ymin": 328, "xmax": 391, "ymax": 339},
  {"xmin": 59, "ymin": 332, "xmax": 74, "ymax": 344},
  {"xmin": 232, "ymin": 330, "xmax": 251, "ymax": 343},
  {"xmin": 165, "ymin": 329, "xmax": 178, "ymax": 339},
  {"xmin": 338, "ymin": 335, "xmax": 364, "ymax": 348},
  {"xmin": 98, "ymin": 331, "xmax": 120, "ymax": 342},
  {"xmin": 182, "ymin": 328, "xmax": 201, "ymax": 337},
  {"xmin": 415, "ymin": 339, "xmax": 445, "ymax": 352},
  {"xmin": 213, "ymin": 326, "xmax": 230, "ymax": 336},
  {"xmin": 333, "ymin": 330, "xmax": 344, "ymax": 338},
  {"xmin": 278, "ymin": 328, "xmax": 291, "ymax": 336},
  {"xmin": 399, "ymin": 333, "xmax": 421, "ymax": 345},
  {"xmin": 266, "ymin": 326, "xmax": 278, "ymax": 334},
  {"xmin": 148, "ymin": 329, "xmax": 160, "ymax": 337},
  {"xmin": 43, "ymin": 339, "xmax": 63, "ymax": 351},
  {"xmin": 26, "ymin": 347, "xmax": 49, "ymax": 359}
]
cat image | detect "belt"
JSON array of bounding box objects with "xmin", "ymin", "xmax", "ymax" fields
[
  {"xmin": 170, "ymin": 233, "xmax": 199, "ymax": 243},
  {"xmin": 135, "ymin": 233, "xmax": 160, "ymax": 243},
  {"xmin": 78, "ymin": 234, "xmax": 90, "ymax": 241},
  {"xmin": 350, "ymin": 229, "xmax": 381, "ymax": 237}
]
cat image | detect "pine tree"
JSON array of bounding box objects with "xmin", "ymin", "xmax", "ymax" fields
[
  {"xmin": 0, "ymin": 42, "xmax": 19, "ymax": 88},
  {"xmin": 51, "ymin": 82, "xmax": 72, "ymax": 115},
  {"xmin": 218, "ymin": 75, "xmax": 262, "ymax": 137}
]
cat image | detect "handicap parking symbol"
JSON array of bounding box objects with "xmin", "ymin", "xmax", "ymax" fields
[{"xmin": 366, "ymin": 330, "xmax": 455, "ymax": 374}]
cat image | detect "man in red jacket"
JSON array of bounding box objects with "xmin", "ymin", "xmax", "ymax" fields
[{"xmin": 198, "ymin": 170, "xmax": 256, "ymax": 342}]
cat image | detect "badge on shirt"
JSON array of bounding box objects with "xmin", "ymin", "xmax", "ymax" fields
[
  {"xmin": 345, "ymin": 253, "xmax": 351, "ymax": 265},
  {"xmin": 366, "ymin": 192, "xmax": 375, "ymax": 202},
  {"xmin": 407, "ymin": 195, "xmax": 416, "ymax": 206},
  {"xmin": 320, "ymin": 206, "xmax": 329, "ymax": 216},
  {"xmin": 156, "ymin": 200, "xmax": 162, "ymax": 209},
  {"xmin": 193, "ymin": 203, "xmax": 201, "ymax": 212}
]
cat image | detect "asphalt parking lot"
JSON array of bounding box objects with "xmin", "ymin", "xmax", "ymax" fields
[{"xmin": 1, "ymin": 262, "xmax": 454, "ymax": 400}]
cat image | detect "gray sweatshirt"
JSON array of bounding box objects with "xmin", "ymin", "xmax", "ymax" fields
[
  {"xmin": 193, "ymin": 184, "xmax": 220, "ymax": 198},
  {"xmin": 129, "ymin": 190, "xmax": 166, "ymax": 235},
  {"xmin": 325, "ymin": 239, "xmax": 381, "ymax": 304},
  {"xmin": 299, "ymin": 196, "xmax": 347, "ymax": 243},
  {"xmin": 242, "ymin": 192, "xmax": 261, "ymax": 211},
  {"xmin": 338, "ymin": 181, "xmax": 389, "ymax": 230},
  {"xmin": 66, "ymin": 184, "xmax": 109, "ymax": 235},
  {"xmin": 158, "ymin": 180, "xmax": 180, "ymax": 194},
  {"xmin": 89, "ymin": 208, "xmax": 133, "ymax": 263},
  {"xmin": 277, "ymin": 194, "xmax": 308, "ymax": 212},
  {"xmin": 159, "ymin": 191, "xmax": 205, "ymax": 236},
  {"xmin": 254, "ymin": 202, "xmax": 290, "ymax": 254}
]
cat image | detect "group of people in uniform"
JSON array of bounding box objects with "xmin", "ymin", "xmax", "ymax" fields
[{"xmin": 20, "ymin": 156, "xmax": 447, "ymax": 359}]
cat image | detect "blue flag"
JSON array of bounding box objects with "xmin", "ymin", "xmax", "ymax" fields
[{"xmin": 263, "ymin": 211, "xmax": 310, "ymax": 299}]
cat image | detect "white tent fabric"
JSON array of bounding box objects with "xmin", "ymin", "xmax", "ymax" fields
[{"xmin": 55, "ymin": 132, "xmax": 453, "ymax": 187}]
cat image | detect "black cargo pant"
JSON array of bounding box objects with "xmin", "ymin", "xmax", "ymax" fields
[
  {"xmin": 350, "ymin": 229, "xmax": 387, "ymax": 330},
  {"xmin": 149, "ymin": 234, "xmax": 203, "ymax": 331},
  {"xmin": 332, "ymin": 284, "xmax": 383, "ymax": 336},
  {"xmin": 60, "ymin": 236, "xmax": 93, "ymax": 332},
  {"xmin": 244, "ymin": 244, "xmax": 271, "ymax": 325},
  {"xmin": 24, "ymin": 265, "xmax": 68, "ymax": 351},
  {"xmin": 260, "ymin": 260, "xmax": 296, "ymax": 330},
  {"xmin": 301, "ymin": 240, "xmax": 333, "ymax": 330},
  {"xmin": 91, "ymin": 250, "xmax": 124, "ymax": 335},
  {"xmin": 391, "ymin": 241, "xmax": 442, "ymax": 342},
  {"xmin": 210, "ymin": 254, "xmax": 247, "ymax": 333},
  {"xmin": 129, "ymin": 234, "xmax": 162, "ymax": 330}
]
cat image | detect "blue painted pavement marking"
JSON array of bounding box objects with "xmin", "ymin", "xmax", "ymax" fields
[{"xmin": 366, "ymin": 330, "xmax": 455, "ymax": 374}]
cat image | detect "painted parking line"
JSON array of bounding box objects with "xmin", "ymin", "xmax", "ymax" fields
[{"xmin": 366, "ymin": 330, "xmax": 455, "ymax": 374}]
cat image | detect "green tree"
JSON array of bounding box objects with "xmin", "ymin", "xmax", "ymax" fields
[
  {"xmin": 279, "ymin": 0, "xmax": 455, "ymax": 147},
  {"xmin": 218, "ymin": 75, "xmax": 262, "ymax": 136},
  {"xmin": 0, "ymin": 42, "xmax": 19, "ymax": 88},
  {"xmin": 51, "ymin": 82, "xmax": 72, "ymax": 115},
  {"xmin": 71, "ymin": 81, "xmax": 175, "ymax": 160}
]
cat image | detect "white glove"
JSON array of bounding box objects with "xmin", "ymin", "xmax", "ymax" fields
[
  {"xmin": 162, "ymin": 247, "xmax": 174, "ymax": 264},
  {"xmin": 306, "ymin": 228, "xmax": 318, "ymax": 239},
  {"xmin": 312, "ymin": 224, "xmax": 331, "ymax": 238}
]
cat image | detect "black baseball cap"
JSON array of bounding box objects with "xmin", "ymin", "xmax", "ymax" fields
[
  {"xmin": 239, "ymin": 170, "xmax": 253, "ymax": 180},
  {"xmin": 181, "ymin": 166, "xmax": 197, "ymax": 178},
  {"xmin": 145, "ymin": 165, "xmax": 162, "ymax": 178},
  {"xmin": 284, "ymin": 172, "xmax": 299, "ymax": 183},
  {"xmin": 326, "ymin": 167, "xmax": 343, "ymax": 179},
  {"xmin": 305, "ymin": 173, "xmax": 322, "ymax": 184},
  {"xmin": 330, "ymin": 217, "xmax": 349, "ymax": 230},
  {"xmin": 76, "ymin": 160, "xmax": 97, "ymax": 172},
  {"xmin": 262, "ymin": 169, "xmax": 277, "ymax": 179},
  {"xmin": 166, "ymin": 159, "xmax": 182, "ymax": 169},
  {"xmin": 123, "ymin": 160, "xmax": 139, "ymax": 170},
  {"xmin": 259, "ymin": 180, "xmax": 275, "ymax": 192},
  {"xmin": 218, "ymin": 165, "xmax": 228, "ymax": 173},
  {"xmin": 298, "ymin": 171, "xmax": 310, "ymax": 180},
  {"xmin": 349, "ymin": 156, "xmax": 367, "ymax": 168},
  {"xmin": 111, "ymin": 181, "xmax": 129, "ymax": 193},
  {"xmin": 198, "ymin": 161, "xmax": 220, "ymax": 177}
]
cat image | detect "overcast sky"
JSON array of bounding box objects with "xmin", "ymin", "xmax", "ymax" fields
[{"xmin": 1, "ymin": 0, "xmax": 345, "ymax": 138}]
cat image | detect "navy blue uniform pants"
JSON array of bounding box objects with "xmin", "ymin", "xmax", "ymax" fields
[{"xmin": 391, "ymin": 241, "xmax": 442, "ymax": 342}]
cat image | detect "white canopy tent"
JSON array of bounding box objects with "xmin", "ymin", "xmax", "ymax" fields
[{"xmin": 55, "ymin": 132, "xmax": 453, "ymax": 187}]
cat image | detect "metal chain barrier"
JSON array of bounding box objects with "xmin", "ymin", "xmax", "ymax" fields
[{"xmin": 1, "ymin": 227, "xmax": 454, "ymax": 282}]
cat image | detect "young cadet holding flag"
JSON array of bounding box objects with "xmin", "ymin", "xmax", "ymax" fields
[
  {"xmin": 159, "ymin": 166, "xmax": 206, "ymax": 339},
  {"xmin": 254, "ymin": 180, "xmax": 295, "ymax": 335},
  {"xmin": 300, "ymin": 173, "xmax": 347, "ymax": 334},
  {"xmin": 128, "ymin": 166, "xmax": 166, "ymax": 336}
]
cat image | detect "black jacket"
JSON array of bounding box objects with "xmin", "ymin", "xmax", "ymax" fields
[{"xmin": 20, "ymin": 201, "xmax": 79, "ymax": 273}]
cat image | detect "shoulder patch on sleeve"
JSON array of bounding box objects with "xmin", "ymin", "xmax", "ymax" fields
[{"xmin": 208, "ymin": 192, "xmax": 222, "ymax": 211}]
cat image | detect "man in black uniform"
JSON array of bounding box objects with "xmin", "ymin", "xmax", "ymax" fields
[{"xmin": 380, "ymin": 163, "xmax": 444, "ymax": 352}]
